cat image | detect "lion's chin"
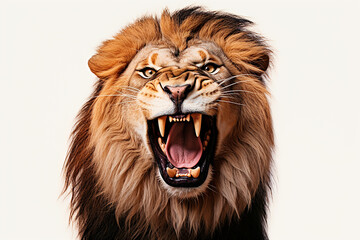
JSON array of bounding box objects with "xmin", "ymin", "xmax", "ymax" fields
[
  {"xmin": 157, "ymin": 165, "xmax": 213, "ymax": 198},
  {"xmin": 147, "ymin": 114, "xmax": 217, "ymax": 190}
]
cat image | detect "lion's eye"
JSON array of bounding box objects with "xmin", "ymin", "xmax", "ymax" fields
[
  {"xmin": 138, "ymin": 67, "xmax": 157, "ymax": 79},
  {"xmin": 202, "ymin": 63, "xmax": 220, "ymax": 74}
]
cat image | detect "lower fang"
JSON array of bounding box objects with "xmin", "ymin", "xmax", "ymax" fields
[
  {"xmin": 190, "ymin": 167, "xmax": 200, "ymax": 178},
  {"xmin": 167, "ymin": 167, "xmax": 177, "ymax": 178}
]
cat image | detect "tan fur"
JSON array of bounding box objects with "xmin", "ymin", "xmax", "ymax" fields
[{"xmin": 65, "ymin": 7, "xmax": 273, "ymax": 240}]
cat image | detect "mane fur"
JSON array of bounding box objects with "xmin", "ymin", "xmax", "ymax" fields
[{"xmin": 63, "ymin": 6, "xmax": 273, "ymax": 240}]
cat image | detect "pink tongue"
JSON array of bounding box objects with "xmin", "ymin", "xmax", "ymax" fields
[{"xmin": 165, "ymin": 122, "xmax": 203, "ymax": 168}]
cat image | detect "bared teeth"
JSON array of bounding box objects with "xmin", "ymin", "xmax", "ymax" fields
[
  {"xmin": 167, "ymin": 167, "xmax": 177, "ymax": 178},
  {"xmin": 190, "ymin": 167, "xmax": 200, "ymax": 178},
  {"xmin": 191, "ymin": 113, "xmax": 202, "ymax": 137},
  {"xmin": 158, "ymin": 116, "xmax": 167, "ymax": 137},
  {"xmin": 168, "ymin": 115, "xmax": 190, "ymax": 123},
  {"xmin": 177, "ymin": 169, "xmax": 190, "ymax": 177},
  {"xmin": 166, "ymin": 167, "xmax": 200, "ymax": 178}
]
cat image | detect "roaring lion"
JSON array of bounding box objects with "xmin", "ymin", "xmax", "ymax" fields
[{"xmin": 63, "ymin": 6, "xmax": 274, "ymax": 240}]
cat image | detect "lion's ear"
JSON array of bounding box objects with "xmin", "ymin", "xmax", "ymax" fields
[
  {"xmin": 88, "ymin": 54, "xmax": 105, "ymax": 78},
  {"xmin": 88, "ymin": 39, "xmax": 127, "ymax": 80},
  {"xmin": 87, "ymin": 38, "xmax": 136, "ymax": 80}
]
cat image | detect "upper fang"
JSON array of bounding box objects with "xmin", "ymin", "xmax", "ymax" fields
[
  {"xmin": 191, "ymin": 113, "xmax": 202, "ymax": 137},
  {"xmin": 158, "ymin": 116, "xmax": 167, "ymax": 137}
]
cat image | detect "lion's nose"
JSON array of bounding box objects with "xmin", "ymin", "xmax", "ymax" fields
[{"xmin": 163, "ymin": 84, "xmax": 191, "ymax": 104}]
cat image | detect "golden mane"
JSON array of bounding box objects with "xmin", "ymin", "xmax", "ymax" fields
[{"xmin": 64, "ymin": 7, "xmax": 273, "ymax": 240}]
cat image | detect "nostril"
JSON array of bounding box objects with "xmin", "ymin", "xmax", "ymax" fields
[
  {"xmin": 163, "ymin": 84, "xmax": 191, "ymax": 102},
  {"xmin": 163, "ymin": 86, "xmax": 172, "ymax": 95}
]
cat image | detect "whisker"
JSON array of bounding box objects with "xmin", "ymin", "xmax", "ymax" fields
[
  {"xmin": 118, "ymin": 95, "xmax": 137, "ymax": 99},
  {"xmin": 216, "ymin": 74, "xmax": 258, "ymax": 86},
  {"xmin": 216, "ymin": 99, "xmax": 245, "ymax": 107},
  {"xmin": 219, "ymin": 79, "xmax": 257, "ymax": 90},
  {"xmin": 218, "ymin": 95, "xmax": 239, "ymax": 99},
  {"xmin": 116, "ymin": 89, "xmax": 139, "ymax": 94},
  {"xmin": 115, "ymin": 94, "xmax": 137, "ymax": 99},
  {"xmin": 221, "ymin": 90, "xmax": 256, "ymax": 94},
  {"xmin": 92, "ymin": 94, "xmax": 121, "ymax": 99},
  {"xmin": 113, "ymin": 100, "xmax": 137, "ymax": 106},
  {"xmin": 93, "ymin": 94, "xmax": 137, "ymax": 100},
  {"xmin": 117, "ymin": 86, "xmax": 140, "ymax": 92},
  {"xmin": 216, "ymin": 75, "xmax": 242, "ymax": 86}
]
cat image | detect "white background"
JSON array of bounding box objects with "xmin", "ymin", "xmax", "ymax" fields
[{"xmin": 1, "ymin": 0, "xmax": 359, "ymax": 239}]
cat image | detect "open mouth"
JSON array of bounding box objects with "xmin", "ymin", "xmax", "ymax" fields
[{"xmin": 148, "ymin": 113, "xmax": 217, "ymax": 188}]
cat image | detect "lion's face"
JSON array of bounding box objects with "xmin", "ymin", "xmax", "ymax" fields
[{"xmin": 112, "ymin": 41, "xmax": 238, "ymax": 196}]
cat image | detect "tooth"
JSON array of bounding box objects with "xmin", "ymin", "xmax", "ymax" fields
[
  {"xmin": 191, "ymin": 113, "xmax": 202, "ymax": 137},
  {"xmin": 206, "ymin": 135, "xmax": 210, "ymax": 141},
  {"xmin": 190, "ymin": 167, "xmax": 200, "ymax": 178},
  {"xmin": 204, "ymin": 140, "xmax": 208, "ymax": 147},
  {"xmin": 161, "ymin": 143, "xmax": 166, "ymax": 152},
  {"xmin": 186, "ymin": 114, "xmax": 190, "ymax": 122},
  {"xmin": 158, "ymin": 116, "xmax": 167, "ymax": 137},
  {"xmin": 158, "ymin": 137, "xmax": 162, "ymax": 146},
  {"xmin": 167, "ymin": 167, "xmax": 177, "ymax": 178},
  {"xmin": 169, "ymin": 116, "xmax": 173, "ymax": 122}
]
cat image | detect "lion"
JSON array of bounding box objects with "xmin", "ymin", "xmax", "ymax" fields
[{"xmin": 63, "ymin": 6, "xmax": 274, "ymax": 240}]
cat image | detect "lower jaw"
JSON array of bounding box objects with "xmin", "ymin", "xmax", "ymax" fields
[
  {"xmin": 158, "ymin": 153, "xmax": 211, "ymax": 188},
  {"xmin": 157, "ymin": 165, "xmax": 214, "ymax": 198}
]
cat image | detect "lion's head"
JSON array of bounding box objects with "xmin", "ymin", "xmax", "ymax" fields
[{"xmin": 64, "ymin": 7, "xmax": 274, "ymax": 240}]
